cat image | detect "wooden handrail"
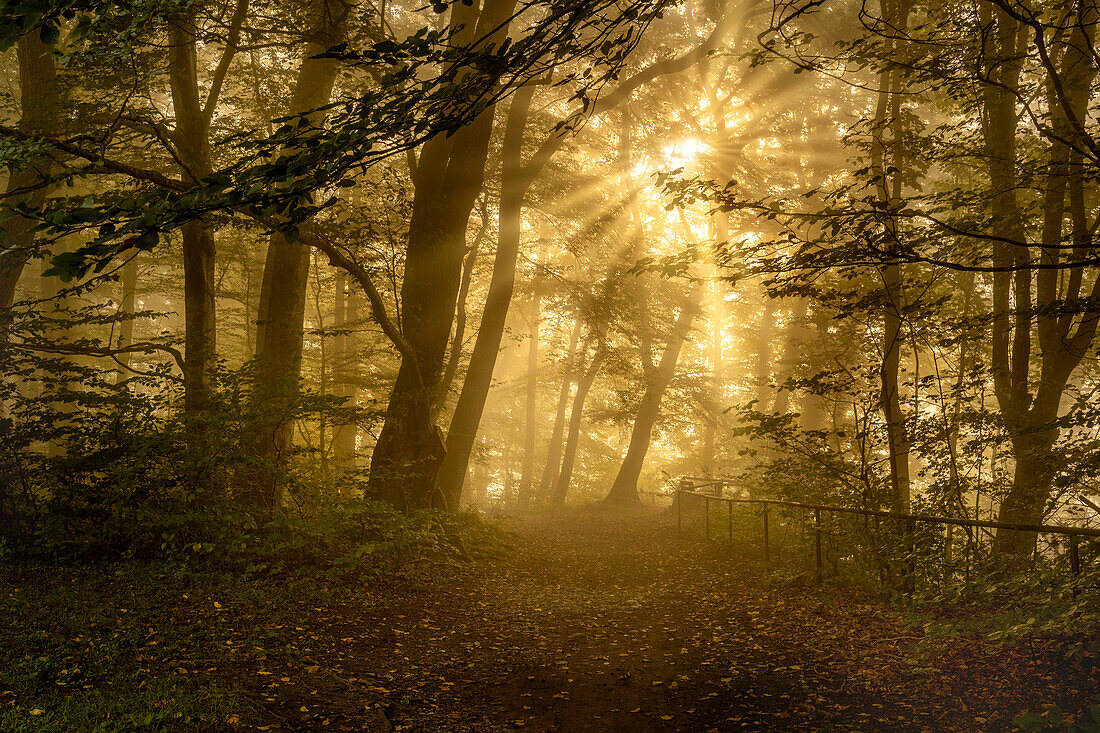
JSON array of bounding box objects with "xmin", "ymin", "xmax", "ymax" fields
[{"xmin": 675, "ymin": 489, "xmax": 1100, "ymax": 539}]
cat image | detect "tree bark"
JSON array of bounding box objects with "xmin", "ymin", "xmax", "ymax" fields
[
  {"xmin": 754, "ymin": 297, "xmax": 776, "ymax": 410},
  {"xmin": 551, "ymin": 343, "xmax": 604, "ymax": 504},
  {"xmin": 538, "ymin": 319, "xmax": 581, "ymax": 499},
  {"xmin": 981, "ymin": 0, "xmax": 1098, "ymax": 558},
  {"xmin": 332, "ymin": 273, "xmax": 360, "ymax": 472},
  {"xmin": 435, "ymin": 214, "xmax": 486, "ymax": 414},
  {"xmin": 168, "ymin": 7, "xmax": 224, "ymax": 416},
  {"xmin": 115, "ymin": 256, "xmax": 139, "ymax": 383},
  {"xmin": 435, "ymin": 82, "xmax": 535, "ymax": 508},
  {"xmin": 1, "ymin": 33, "xmax": 60, "ymax": 325},
  {"xmin": 517, "ymin": 289, "xmax": 541, "ymax": 506},
  {"xmin": 249, "ymin": 0, "xmax": 347, "ymax": 507},
  {"xmin": 870, "ymin": 0, "xmax": 912, "ymax": 510},
  {"xmin": 701, "ymin": 275, "xmax": 723, "ymax": 475},
  {"xmin": 605, "ymin": 287, "xmax": 702, "ymax": 505}
]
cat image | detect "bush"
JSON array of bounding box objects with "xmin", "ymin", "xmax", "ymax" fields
[{"xmin": 0, "ymin": 341, "xmax": 500, "ymax": 576}]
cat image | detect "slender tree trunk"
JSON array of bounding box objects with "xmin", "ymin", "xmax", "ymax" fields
[
  {"xmin": 332, "ymin": 273, "xmax": 360, "ymax": 471},
  {"xmin": 701, "ymin": 275, "xmax": 722, "ymax": 474},
  {"xmin": 115, "ymin": 256, "xmax": 139, "ymax": 383},
  {"xmin": 944, "ymin": 272, "xmax": 975, "ymax": 512},
  {"xmin": 755, "ymin": 297, "xmax": 776, "ymax": 409},
  {"xmin": 368, "ymin": 0, "xmax": 518, "ymax": 512},
  {"xmin": 605, "ymin": 287, "xmax": 702, "ymax": 505},
  {"xmin": 870, "ymin": 0, "xmax": 912, "ymax": 510},
  {"xmin": 249, "ymin": 0, "xmax": 347, "ymax": 507},
  {"xmin": 0, "ymin": 33, "xmax": 58, "ymax": 320},
  {"xmin": 518, "ymin": 289, "xmax": 541, "ymax": 506},
  {"xmin": 435, "ymin": 217, "xmax": 486, "ymax": 413},
  {"xmin": 168, "ymin": 8, "xmax": 223, "ymax": 417},
  {"xmin": 551, "ymin": 344, "xmax": 603, "ymax": 504},
  {"xmin": 245, "ymin": 242, "xmax": 265, "ymax": 355},
  {"xmin": 982, "ymin": 0, "xmax": 1098, "ymax": 558},
  {"xmin": 538, "ymin": 319, "xmax": 581, "ymax": 499},
  {"xmin": 435, "ymin": 82, "xmax": 535, "ymax": 508},
  {"xmin": 771, "ymin": 297, "xmax": 809, "ymax": 415}
]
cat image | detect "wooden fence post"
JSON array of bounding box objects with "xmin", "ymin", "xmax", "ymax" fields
[
  {"xmin": 763, "ymin": 508, "xmax": 771, "ymax": 569},
  {"xmin": 1070, "ymin": 535, "xmax": 1081, "ymax": 602},
  {"xmin": 964, "ymin": 526, "xmax": 972, "ymax": 583},
  {"xmin": 814, "ymin": 508, "xmax": 823, "ymax": 585},
  {"xmin": 705, "ymin": 496, "xmax": 710, "ymax": 541},
  {"xmin": 905, "ymin": 519, "xmax": 916, "ymax": 595}
]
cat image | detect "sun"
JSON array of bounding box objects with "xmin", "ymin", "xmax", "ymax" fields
[{"xmin": 660, "ymin": 137, "xmax": 709, "ymax": 169}]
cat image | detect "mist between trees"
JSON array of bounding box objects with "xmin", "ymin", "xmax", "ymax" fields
[{"xmin": 1, "ymin": 0, "xmax": 1099, "ymax": 570}]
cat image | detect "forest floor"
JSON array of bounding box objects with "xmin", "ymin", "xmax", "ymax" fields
[{"xmin": 3, "ymin": 506, "xmax": 1098, "ymax": 732}]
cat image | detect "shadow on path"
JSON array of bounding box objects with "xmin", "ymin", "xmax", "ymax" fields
[{"xmin": 295, "ymin": 507, "xmax": 1097, "ymax": 732}]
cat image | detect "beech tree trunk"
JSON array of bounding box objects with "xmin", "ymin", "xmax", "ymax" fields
[
  {"xmin": 115, "ymin": 257, "xmax": 139, "ymax": 383},
  {"xmin": 870, "ymin": 0, "xmax": 912, "ymax": 510},
  {"xmin": 538, "ymin": 319, "xmax": 581, "ymax": 499},
  {"xmin": 701, "ymin": 276, "xmax": 723, "ymax": 475},
  {"xmin": 435, "ymin": 82, "xmax": 535, "ymax": 508},
  {"xmin": 435, "ymin": 218, "xmax": 485, "ymax": 413},
  {"xmin": 249, "ymin": 0, "xmax": 347, "ymax": 507},
  {"xmin": 605, "ymin": 287, "xmax": 702, "ymax": 505},
  {"xmin": 168, "ymin": 8, "xmax": 225, "ymax": 417},
  {"xmin": 0, "ymin": 33, "xmax": 58, "ymax": 321},
  {"xmin": 981, "ymin": 0, "xmax": 1099, "ymax": 559},
  {"xmin": 332, "ymin": 273, "xmax": 360, "ymax": 471},
  {"xmin": 517, "ymin": 290, "xmax": 541, "ymax": 506},
  {"xmin": 551, "ymin": 344, "xmax": 604, "ymax": 504},
  {"xmin": 771, "ymin": 297, "xmax": 809, "ymax": 416},
  {"xmin": 367, "ymin": 0, "xmax": 519, "ymax": 513},
  {"xmin": 754, "ymin": 297, "xmax": 776, "ymax": 410}
]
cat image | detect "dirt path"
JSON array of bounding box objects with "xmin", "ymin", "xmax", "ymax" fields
[{"xmin": 263, "ymin": 507, "xmax": 1096, "ymax": 732}]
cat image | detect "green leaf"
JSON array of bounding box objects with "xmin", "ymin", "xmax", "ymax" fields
[
  {"xmin": 1013, "ymin": 712, "xmax": 1046, "ymax": 731},
  {"xmin": 38, "ymin": 21, "xmax": 58, "ymax": 45}
]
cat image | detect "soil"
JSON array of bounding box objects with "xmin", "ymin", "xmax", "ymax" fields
[{"xmin": 251, "ymin": 507, "xmax": 1099, "ymax": 732}]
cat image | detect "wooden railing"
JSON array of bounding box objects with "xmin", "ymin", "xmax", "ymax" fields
[{"xmin": 674, "ymin": 478, "xmax": 1099, "ymax": 587}]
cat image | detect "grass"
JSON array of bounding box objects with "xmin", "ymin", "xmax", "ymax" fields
[
  {"xmin": 0, "ymin": 507, "xmax": 509, "ymax": 732},
  {"xmin": 0, "ymin": 562, "xmax": 316, "ymax": 732}
]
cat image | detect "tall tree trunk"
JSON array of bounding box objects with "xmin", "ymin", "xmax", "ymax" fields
[
  {"xmin": 943, "ymin": 271, "xmax": 976, "ymax": 513},
  {"xmin": 115, "ymin": 256, "xmax": 139, "ymax": 384},
  {"xmin": 605, "ymin": 287, "xmax": 702, "ymax": 505},
  {"xmin": 0, "ymin": 33, "xmax": 59, "ymax": 321},
  {"xmin": 701, "ymin": 275, "xmax": 723, "ymax": 475},
  {"xmin": 168, "ymin": 7, "xmax": 227, "ymax": 417},
  {"xmin": 870, "ymin": 0, "xmax": 912, "ymax": 510},
  {"xmin": 517, "ymin": 289, "xmax": 541, "ymax": 506},
  {"xmin": 551, "ymin": 343, "xmax": 604, "ymax": 504},
  {"xmin": 755, "ymin": 297, "xmax": 776, "ymax": 410},
  {"xmin": 435, "ymin": 216, "xmax": 486, "ymax": 414},
  {"xmin": 538, "ymin": 319, "xmax": 581, "ymax": 499},
  {"xmin": 771, "ymin": 297, "xmax": 809, "ymax": 415},
  {"xmin": 249, "ymin": 0, "xmax": 347, "ymax": 507},
  {"xmin": 332, "ymin": 273, "xmax": 360, "ymax": 472},
  {"xmin": 245, "ymin": 241, "xmax": 265, "ymax": 356},
  {"xmin": 982, "ymin": 0, "xmax": 1098, "ymax": 558},
  {"xmin": 367, "ymin": 0, "xmax": 517, "ymax": 512},
  {"xmin": 435, "ymin": 82, "xmax": 535, "ymax": 508}
]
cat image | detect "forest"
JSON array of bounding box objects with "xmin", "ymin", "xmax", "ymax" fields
[{"xmin": 1, "ymin": 0, "xmax": 1099, "ymax": 730}]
